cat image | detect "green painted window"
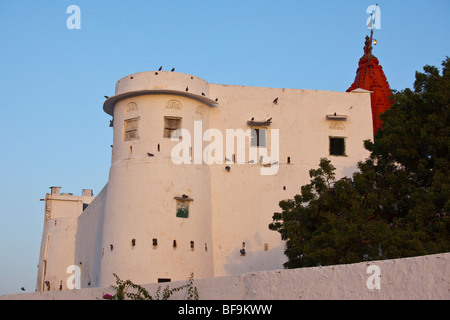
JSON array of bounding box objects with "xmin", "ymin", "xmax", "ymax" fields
[{"xmin": 176, "ymin": 201, "xmax": 189, "ymax": 218}]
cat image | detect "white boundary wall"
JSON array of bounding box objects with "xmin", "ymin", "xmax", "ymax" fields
[{"xmin": 2, "ymin": 253, "xmax": 448, "ymax": 300}]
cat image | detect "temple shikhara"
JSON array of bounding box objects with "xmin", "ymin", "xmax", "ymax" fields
[{"xmin": 347, "ymin": 33, "xmax": 393, "ymax": 134}]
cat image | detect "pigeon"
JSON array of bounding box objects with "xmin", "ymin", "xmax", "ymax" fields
[
  {"xmin": 182, "ymin": 194, "xmax": 188, "ymax": 198},
  {"xmin": 186, "ymin": 86, "xmax": 189, "ymax": 91},
  {"xmin": 104, "ymin": 96, "xmax": 109, "ymax": 99},
  {"xmin": 273, "ymin": 97, "xmax": 278, "ymax": 104},
  {"xmin": 267, "ymin": 117, "xmax": 272, "ymax": 122},
  {"xmin": 201, "ymin": 92, "xmax": 205, "ymax": 96},
  {"xmin": 158, "ymin": 66, "xmax": 162, "ymax": 71},
  {"xmin": 171, "ymin": 68, "xmax": 175, "ymax": 72},
  {"xmin": 240, "ymin": 249, "xmax": 246, "ymax": 255},
  {"xmin": 147, "ymin": 153, "xmax": 154, "ymax": 157},
  {"xmin": 251, "ymin": 117, "xmax": 254, "ymax": 121},
  {"xmin": 334, "ymin": 112, "xmax": 337, "ymax": 116},
  {"xmin": 225, "ymin": 166, "xmax": 230, "ymax": 172},
  {"xmin": 21, "ymin": 287, "xmax": 25, "ymax": 291},
  {"xmin": 215, "ymin": 98, "xmax": 219, "ymax": 102}
]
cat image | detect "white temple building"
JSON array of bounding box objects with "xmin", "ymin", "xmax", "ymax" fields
[{"xmin": 36, "ymin": 70, "xmax": 373, "ymax": 291}]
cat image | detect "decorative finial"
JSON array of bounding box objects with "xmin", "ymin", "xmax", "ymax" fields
[{"xmin": 363, "ymin": 35, "xmax": 373, "ymax": 56}]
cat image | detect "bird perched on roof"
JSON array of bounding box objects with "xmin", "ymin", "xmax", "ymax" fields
[
  {"xmin": 186, "ymin": 86, "xmax": 189, "ymax": 91},
  {"xmin": 267, "ymin": 117, "xmax": 272, "ymax": 122},
  {"xmin": 171, "ymin": 68, "xmax": 175, "ymax": 72},
  {"xmin": 251, "ymin": 117, "xmax": 254, "ymax": 121},
  {"xmin": 147, "ymin": 153, "xmax": 154, "ymax": 157},
  {"xmin": 182, "ymin": 194, "xmax": 188, "ymax": 199},
  {"xmin": 215, "ymin": 98, "xmax": 219, "ymax": 102},
  {"xmin": 104, "ymin": 96, "xmax": 109, "ymax": 99},
  {"xmin": 273, "ymin": 97, "xmax": 278, "ymax": 104},
  {"xmin": 201, "ymin": 92, "xmax": 205, "ymax": 96},
  {"xmin": 158, "ymin": 66, "xmax": 162, "ymax": 71}
]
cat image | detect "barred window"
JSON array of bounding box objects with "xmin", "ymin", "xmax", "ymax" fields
[
  {"xmin": 250, "ymin": 128, "xmax": 267, "ymax": 147},
  {"xmin": 124, "ymin": 118, "xmax": 139, "ymax": 141},
  {"xmin": 329, "ymin": 137, "xmax": 346, "ymax": 156},
  {"xmin": 164, "ymin": 117, "xmax": 182, "ymax": 139}
]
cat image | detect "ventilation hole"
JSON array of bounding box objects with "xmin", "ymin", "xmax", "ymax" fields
[
  {"xmin": 173, "ymin": 240, "xmax": 177, "ymax": 248},
  {"xmin": 131, "ymin": 239, "xmax": 136, "ymax": 247},
  {"xmin": 130, "ymin": 76, "xmax": 133, "ymax": 79},
  {"xmin": 110, "ymin": 244, "xmax": 113, "ymax": 251},
  {"xmin": 153, "ymin": 238, "xmax": 158, "ymax": 246},
  {"xmin": 264, "ymin": 243, "xmax": 269, "ymax": 251},
  {"xmin": 205, "ymin": 243, "xmax": 208, "ymax": 251},
  {"xmin": 158, "ymin": 143, "xmax": 160, "ymax": 152},
  {"xmin": 287, "ymin": 157, "xmax": 290, "ymax": 164},
  {"xmin": 190, "ymin": 241, "xmax": 194, "ymax": 251},
  {"xmin": 130, "ymin": 146, "xmax": 133, "ymax": 154},
  {"xmin": 283, "ymin": 186, "xmax": 286, "ymax": 190}
]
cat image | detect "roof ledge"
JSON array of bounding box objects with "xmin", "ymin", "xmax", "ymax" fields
[
  {"xmin": 349, "ymin": 88, "xmax": 373, "ymax": 94},
  {"xmin": 103, "ymin": 90, "xmax": 218, "ymax": 116}
]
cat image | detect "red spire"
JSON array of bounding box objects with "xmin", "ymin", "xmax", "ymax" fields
[{"xmin": 347, "ymin": 35, "xmax": 393, "ymax": 134}]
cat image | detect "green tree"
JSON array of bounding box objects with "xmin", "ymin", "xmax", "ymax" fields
[{"xmin": 269, "ymin": 58, "xmax": 450, "ymax": 268}]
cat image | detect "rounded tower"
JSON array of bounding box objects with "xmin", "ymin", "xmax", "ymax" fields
[{"xmin": 99, "ymin": 71, "xmax": 217, "ymax": 286}]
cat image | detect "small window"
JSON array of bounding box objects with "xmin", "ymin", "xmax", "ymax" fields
[
  {"xmin": 329, "ymin": 137, "xmax": 346, "ymax": 156},
  {"xmin": 124, "ymin": 118, "xmax": 139, "ymax": 141},
  {"xmin": 250, "ymin": 128, "xmax": 267, "ymax": 147},
  {"xmin": 176, "ymin": 201, "xmax": 189, "ymax": 218},
  {"xmin": 164, "ymin": 117, "xmax": 182, "ymax": 138}
]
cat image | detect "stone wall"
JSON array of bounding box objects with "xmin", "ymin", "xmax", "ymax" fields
[{"xmin": 2, "ymin": 253, "xmax": 448, "ymax": 300}]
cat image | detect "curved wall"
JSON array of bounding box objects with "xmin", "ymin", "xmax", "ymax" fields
[{"xmin": 99, "ymin": 72, "xmax": 214, "ymax": 286}]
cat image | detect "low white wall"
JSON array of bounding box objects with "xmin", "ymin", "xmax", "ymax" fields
[{"xmin": 2, "ymin": 253, "xmax": 448, "ymax": 300}]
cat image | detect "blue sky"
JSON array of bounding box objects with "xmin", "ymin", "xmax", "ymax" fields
[{"xmin": 0, "ymin": 0, "xmax": 448, "ymax": 296}]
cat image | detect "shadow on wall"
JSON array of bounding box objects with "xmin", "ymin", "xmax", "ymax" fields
[{"xmin": 222, "ymin": 233, "xmax": 287, "ymax": 275}]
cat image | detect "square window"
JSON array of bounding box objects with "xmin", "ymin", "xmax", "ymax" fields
[
  {"xmin": 250, "ymin": 128, "xmax": 267, "ymax": 147},
  {"xmin": 164, "ymin": 117, "xmax": 182, "ymax": 138},
  {"xmin": 124, "ymin": 118, "xmax": 139, "ymax": 141},
  {"xmin": 329, "ymin": 137, "xmax": 346, "ymax": 156},
  {"xmin": 176, "ymin": 201, "xmax": 189, "ymax": 218}
]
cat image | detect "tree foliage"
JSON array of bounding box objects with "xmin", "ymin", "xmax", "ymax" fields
[
  {"xmin": 103, "ymin": 273, "xmax": 199, "ymax": 300},
  {"xmin": 269, "ymin": 58, "xmax": 450, "ymax": 268}
]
